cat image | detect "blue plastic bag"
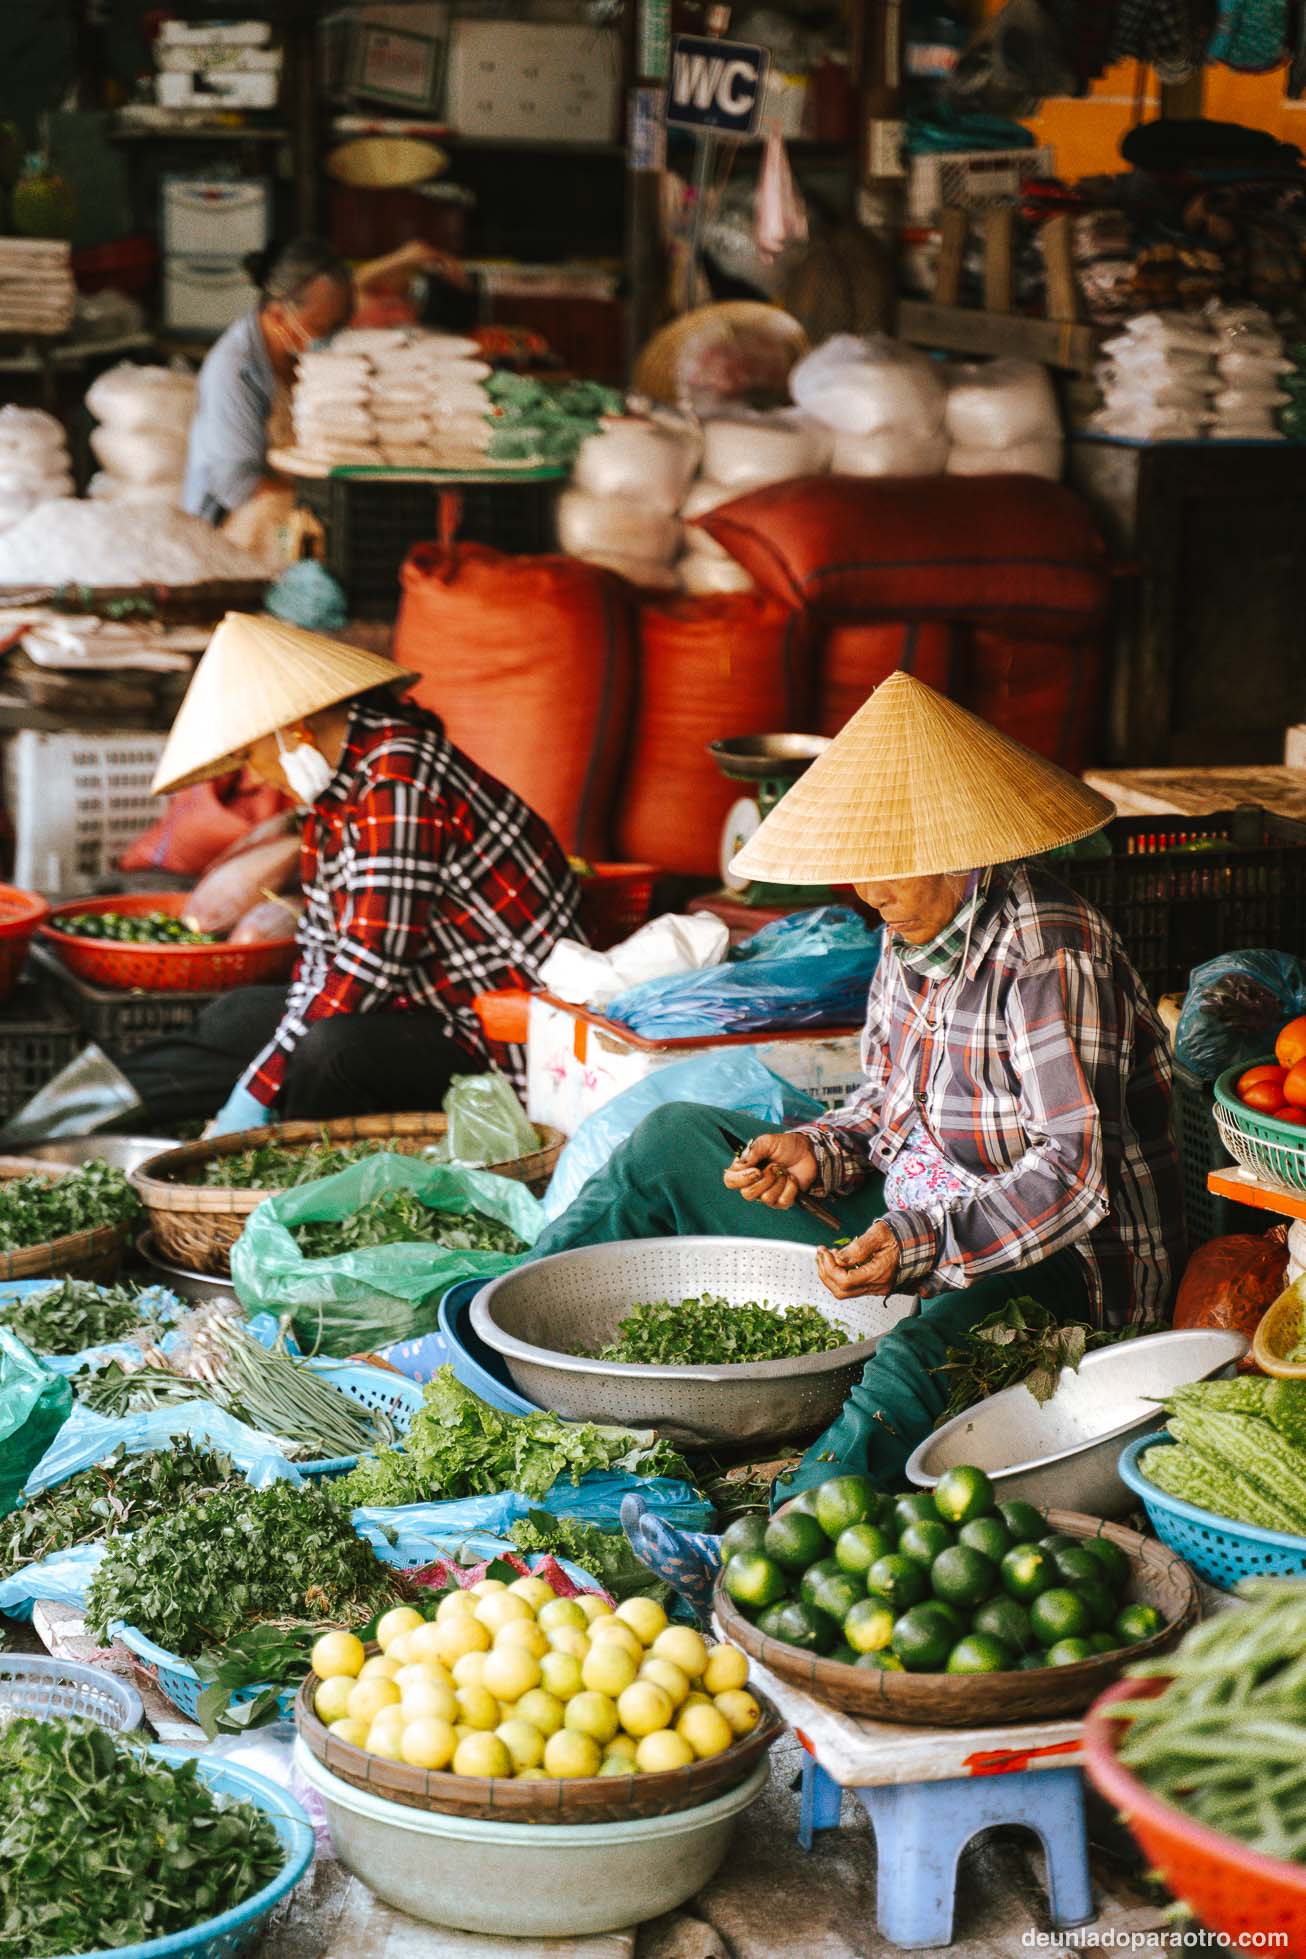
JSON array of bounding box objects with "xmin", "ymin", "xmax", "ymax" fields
[
  {"xmin": 352, "ymin": 1472, "xmax": 711, "ymax": 1565},
  {"xmin": 0, "ymin": 1279, "xmax": 187, "ymax": 1380},
  {"xmin": 24, "ymin": 1402, "xmax": 307, "ymax": 1498},
  {"xmin": 542, "ymin": 1053, "xmax": 823, "ymax": 1220},
  {"xmin": 1175, "ymin": 950, "xmax": 1306, "ymax": 1082},
  {"xmin": 604, "ymin": 906, "xmax": 882, "ymax": 1039},
  {"xmin": 0, "ymin": 1332, "xmax": 72, "ymax": 1518}
]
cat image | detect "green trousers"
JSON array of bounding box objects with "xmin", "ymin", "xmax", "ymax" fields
[{"xmin": 530, "ymin": 1103, "xmax": 1091, "ymax": 1496}]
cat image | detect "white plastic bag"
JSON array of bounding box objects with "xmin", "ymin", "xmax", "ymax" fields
[
  {"xmin": 680, "ymin": 553, "xmax": 756, "ymax": 595},
  {"xmin": 85, "ymin": 362, "xmax": 196, "ymax": 434},
  {"xmin": 944, "ymin": 360, "xmax": 1060, "ymax": 448},
  {"xmin": 1121, "ymin": 312, "xmax": 1216, "ymax": 355},
  {"xmin": 790, "ymin": 334, "xmax": 946, "ymax": 438},
  {"xmin": 701, "ymin": 410, "xmax": 829, "ymax": 491},
  {"xmin": 831, "ymin": 426, "xmax": 950, "ymax": 476},
  {"xmin": 946, "ymin": 439, "xmax": 1064, "ymax": 479},
  {"xmin": 557, "ymin": 488, "xmax": 680, "ymax": 565},
  {"xmin": 539, "ymin": 912, "xmax": 729, "ymax": 1010},
  {"xmin": 680, "ymin": 479, "xmax": 737, "ymax": 560},
  {"xmin": 0, "ymin": 404, "xmax": 66, "ymax": 459},
  {"xmin": 89, "ymin": 425, "xmax": 189, "ymax": 486},
  {"xmin": 573, "ymin": 417, "xmax": 700, "ymax": 513}
]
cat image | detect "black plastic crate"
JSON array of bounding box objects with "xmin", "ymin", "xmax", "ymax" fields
[
  {"xmin": 1057, "ymin": 806, "xmax": 1306, "ymax": 1003},
  {"xmin": 0, "ymin": 984, "xmax": 81, "ymax": 1127},
  {"xmin": 1172, "ymin": 1062, "xmax": 1264, "ymax": 1247},
  {"xmin": 295, "ymin": 475, "xmax": 559, "ymax": 619},
  {"xmin": 32, "ymin": 945, "xmax": 217, "ymax": 1056}
]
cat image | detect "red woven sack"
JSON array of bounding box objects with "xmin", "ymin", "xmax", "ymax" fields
[
  {"xmin": 119, "ymin": 770, "xmax": 288, "ymax": 876},
  {"xmin": 965, "ymin": 631, "xmax": 1108, "ymax": 774},
  {"xmin": 818, "ymin": 621, "xmax": 959, "ymax": 735}
]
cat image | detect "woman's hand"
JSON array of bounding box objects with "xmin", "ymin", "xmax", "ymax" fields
[
  {"xmin": 722, "ymin": 1131, "xmax": 819, "ymax": 1209},
  {"xmin": 816, "ymin": 1221, "xmax": 901, "ymax": 1299}
]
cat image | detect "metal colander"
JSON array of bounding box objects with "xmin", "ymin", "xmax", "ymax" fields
[{"xmin": 469, "ymin": 1237, "xmax": 917, "ymax": 1447}]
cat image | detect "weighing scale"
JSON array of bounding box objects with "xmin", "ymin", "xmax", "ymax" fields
[{"xmin": 708, "ymin": 733, "xmax": 833, "ymax": 908}]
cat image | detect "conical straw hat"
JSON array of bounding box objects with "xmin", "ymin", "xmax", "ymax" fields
[
  {"xmin": 152, "ymin": 614, "xmax": 420, "ymax": 795},
  {"xmin": 730, "ymin": 672, "xmax": 1114, "ymax": 884}
]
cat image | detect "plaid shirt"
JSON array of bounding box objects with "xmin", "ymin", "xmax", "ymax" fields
[
  {"xmin": 798, "ymin": 864, "xmax": 1183, "ymax": 1327},
  {"xmin": 244, "ymin": 697, "xmax": 581, "ymax": 1106}
]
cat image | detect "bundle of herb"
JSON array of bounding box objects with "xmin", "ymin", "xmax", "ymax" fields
[
  {"xmin": 0, "ymin": 1717, "xmax": 284, "ymax": 1959},
  {"xmin": 588, "ymin": 1292, "xmax": 847, "ymax": 1366},
  {"xmin": 336, "ymin": 1365, "xmax": 687, "ymax": 1508},
  {"xmin": 507, "ymin": 1509, "xmax": 672, "ymax": 1604},
  {"xmin": 294, "ymin": 1188, "xmax": 525, "ymax": 1258},
  {"xmin": 0, "ymin": 1160, "xmax": 140, "ymax": 1252},
  {"xmin": 934, "ymin": 1296, "xmax": 1149, "ymax": 1427},
  {"xmin": 201, "ymin": 1135, "xmax": 388, "ymax": 1190},
  {"xmin": 0, "ymin": 1442, "xmax": 239, "ymax": 1581},
  {"xmin": 0, "ymin": 1277, "xmax": 156, "ymax": 1354},
  {"xmin": 85, "ymin": 1478, "xmax": 401, "ymax": 1656}
]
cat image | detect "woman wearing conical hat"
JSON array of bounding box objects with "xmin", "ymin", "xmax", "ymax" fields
[
  {"xmin": 531, "ymin": 674, "xmax": 1184, "ymax": 1493},
  {"xmin": 127, "ymin": 615, "xmax": 580, "ymax": 1133}
]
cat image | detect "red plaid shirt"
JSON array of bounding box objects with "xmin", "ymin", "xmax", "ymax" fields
[{"xmin": 244, "ymin": 697, "xmax": 580, "ymax": 1105}]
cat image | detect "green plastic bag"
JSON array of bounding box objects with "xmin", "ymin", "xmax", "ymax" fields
[
  {"xmin": 0, "ymin": 1329, "xmax": 73, "ymax": 1516},
  {"xmin": 445, "ymin": 1073, "xmax": 540, "ymax": 1167},
  {"xmin": 230, "ymin": 1153, "xmax": 544, "ymax": 1358}
]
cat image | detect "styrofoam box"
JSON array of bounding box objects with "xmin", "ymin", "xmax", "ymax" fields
[
  {"xmin": 158, "ymin": 19, "xmax": 271, "ymax": 46},
  {"xmin": 443, "ymin": 21, "xmax": 620, "ymax": 145},
  {"xmin": 157, "ymin": 68, "xmax": 280, "ymax": 110},
  {"xmin": 526, "ymin": 994, "xmax": 865, "ymax": 1137},
  {"xmin": 6, "ymin": 730, "xmax": 165, "ymax": 898},
  {"xmin": 164, "ymin": 254, "xmax": 258, "ymax": 335},
  {"xmin": 156, "ymin": 45, "xmax": 282, "ymax": 71},
  {"xmin": 163, "ymin": 178, "xmax": 270, "ymax": 258}
]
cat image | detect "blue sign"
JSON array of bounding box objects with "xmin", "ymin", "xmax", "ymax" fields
[{"xmin": 666, "ymin": 34, "xmax": 770, "ymax": 137}]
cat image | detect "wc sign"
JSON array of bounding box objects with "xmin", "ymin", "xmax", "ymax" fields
[{"xmin": 666, "ymin": 34, "xmax": 770, "ymax": 137}]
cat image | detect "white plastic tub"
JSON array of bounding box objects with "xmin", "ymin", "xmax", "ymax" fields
[{"xmin": 294, "ymin": 1740, "xmax": 770, "ymax": 1936}]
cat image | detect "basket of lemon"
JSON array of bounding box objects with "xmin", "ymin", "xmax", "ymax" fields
[{"xmin": 295, "ymin": 1576, "xmax": 782, "ymax": 1824}]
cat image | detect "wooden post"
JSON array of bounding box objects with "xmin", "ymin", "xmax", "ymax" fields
[
  {"xmin": 934, "ymin": 207, "xmax": 968, "ymax": 306},
  {"xmin": 982, "ymin": 206, "xmax": 1014, "ymax": 314},
  {"xmin": 624, "ymin": 0, "xmax": 669, "ymax": 365},
  {"xmin": 1042, "ymin": 213, "xmax": 1080, "ymax": 323},
  {"xmin": 285, "ymin": 0, "xmax": 318, "ymax": 235},
  {"xmin": 855, "ymin": 0, "xmax": 905, "ymax": 213}
]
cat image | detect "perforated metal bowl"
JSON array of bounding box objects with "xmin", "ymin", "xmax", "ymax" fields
[{"xmin": 469, "ymin": 1237, "xmax": 918, "ymax": 1447}]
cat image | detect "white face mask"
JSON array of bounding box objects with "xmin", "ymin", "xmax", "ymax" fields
[{"xmin": 275, "ymin": 729, "xmax": 334, "ymax": 804}]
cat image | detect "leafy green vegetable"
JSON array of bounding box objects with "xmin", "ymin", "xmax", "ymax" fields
[
  {"xmin": 0, "ymin": 1277, "xmax": 157, "ymax": 1354},
  {"xmin": 0, "ymin": 1716, "xmax": 284, "ymax": 1958},
  {"xmin": 0, "ymin": 1160, "xmax": 140, "ymax": 1251},
  {"xmin": 193, "ymin": 1622, "xmax": 323, "ymax": 1739},
  {"xmin": 934, "ymin": 1297, "xmax": 1150, "ymax": 1425},
  {"xmin": 201, "ymin": 1135, "xmax": 392, "ymax": 1190},
  {"xmin": 588, "ymin": 1292, "xmax": 847, "ymax": 1366},
  {"xmin": 507, "ymin": 1508, "xmax": 671, "ymax": 1605},
  {"xmin": 336, "ymin": 1365, "xmax": 687, "ymax": 1508},
  {"xmin": 294, "ymin": 1188, "xmax": 525, "ymax": 1258},
  {"xmin": 85, "ymin": 1479, "xmax": 400, "ymax": 1657},
  {"xmin": 0, "ymin": 1442, "xmax": 239, "ymax": 1581}
]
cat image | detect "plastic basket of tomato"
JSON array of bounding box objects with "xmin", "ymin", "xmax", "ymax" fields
[{"xmin": 40, "ymin": 893, "xmax": 296, "ymax": 994}]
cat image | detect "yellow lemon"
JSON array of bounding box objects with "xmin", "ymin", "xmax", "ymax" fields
[
  {"xmin": 453, "ymin": 1732, "xmax": 512, "ymax": 1778},
  {"xmin": 537, "ymin": 1597, "xmax": 587, "ymax": 1633},
  {"xmin": 496, "ymin": 1619, "xmax": 549, "ymax": 1661},
  {"xmin": 615, "ymin": 1597, "xmax": 668, "ymax": 1647},
  {"xmin": 327, "ymin": 1716, "xmax": 370, "ymax": 1745},
  {"xmin": 582, "ymin": 1642, "xmax": 638, "ymax": 1698},
  {"xmin": 376, "ymin": 1605, "xmax": 425, "ymax": 1653},
  {"xmin": 385, "ymin": 1632, "xmax": 416, "ymax": 1667},
  {"xmin": 496, "ymin": 1717, "xmax": 546, "ymax": 1771},
  {"xmin": 311, "ymin": 1630, "xmax": 365, "ymax": 1681},
  {"xmin": 639, "ymin": 1657, "xmax": 690, "ymax": 1709},
  {"xmin": 469, "ymin": 1578, "xmax": 508, "ymax": 1596},
  {"xmin": 589, "ymin": 1619, "xmax": 643, "ymax": 1663},
  {"xmin": 313, "ymin": 1675, "xmax": 355, "ymax": 1725},
  {"xmin": 652, "ymin": 1626, "xmax": 709, "ymax": 1680},
  {"xmin": 452, "ymin": 1651, "xmax": 489, "ymax": 1690},
  {"xmin": 475, "ymin": 1591, "xmax": 533, "ymax": 1636},
  {"xmin": 635, "ymin": 1728, "xmax": 694, "ymax": 1774},
  {"xmin": 401, "ymin": 1678, "xmax": 458, "ymax": 1726},
  {"xmin": 616, "ymin": 1680, "xmax": 674, "ymax": 1738},
  {"xmin": 365, "ymin": 1723, "xmax": 406, "ymax": 1762},
  {"xmin": 453, "ymin": 1724, "xmax": 477, "ymax": 1744},
  {"xmin": 395, "ymin": 1660, "xmax": 453, "ymax": 1694},
  {"xmin": 434, "ymin": 1590, "xmax": 478, "ymax": 1625},
  {"xmin": 347, "ymin": 1676, "xmax": 400, "ymax": 1724},
  {"xmin": 599, "ymin": 1755, "xmax": 635, "ymax": 1776},
  {"xmin": 605, "ymin": 1731, "xmax": 639, "ymax": 1763},
  {"xmin": 676, "ymin": 1703, "xmax": 734, "ymax": 1759},
  {"xmin": 433, "ymin": 1615, "xmax": 491, "ymax": 1667},
  {"xmin": 565, "ymin": 1690, "xmax": 619, "ymax": 1746},
  {"xmin": 714, "ymin": 1689, "xmax": 761, "ymax": 1736},
  {"xmin": 516, "ymin": 1766, "xmax": 550, "ymax": 1781},
  {"xmin": 539, "ymin": 1651, "xmax": 583, "ymax": 1702},
  {"xmin": 399, "ymin": 1716, "xmax": 456, "ymax": 1770},
  {"xmin": 575, "ymin": 1594, "xmax": 612, "ymax": 1626},
  {"xmin": 546, "ymin": 1625, "xmax": 590, "ymax": 1661},
  {"xmin": 455, "ymin": 1685, "xmax": 501, "ymax": 1732},
  {"xmin": 483, "ymin": 1646, "xmax": 542, "ymax": 1703},
  {"xmin": 515, "ymin": 1688, "xmax": 565, "ymax": 1737},
  {"xmin": 682, "ymin": 1691, "xmax": 712, "ymax": 1711},
  {"xmin": 358, "ymin": 1655, "xmax": 401, "ymax": 1682},
  {"xmin": 507, "ymin": 1576, "xmax": 554, "ymax": 1611},
  {"xmin": 703, "ymin": 1643, "xmax": 751, "ymax": 1695},
  {"xmin": 409, "ymin": 1622, "xmax": 449, "ymax": 1665},
  {"xmin": 544, "ymin": 1729, "xmax": 602, "ymax": 1779}
]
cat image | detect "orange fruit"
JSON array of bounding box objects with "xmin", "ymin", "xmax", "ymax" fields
[
  {"xmin": 1283, "ymin": 1059, "xmax": 1306, "ymax": 1110},
  {"xmin": 1277, "ymin": 1017, "xmax": 1306, "ymax": 1070},
  {"xmin": 1238, "ymin": 1063, "xmax": 1286, "ymax": 1097},
  {"xmin": 1243, "ymin": 1080, "xmax": 1288, "ymax": 1114}
]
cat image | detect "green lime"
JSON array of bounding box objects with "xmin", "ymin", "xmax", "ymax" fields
[
  {"xmin": 893, "ymin": 1491, "xmax": 941, "ymax": 1535},
  {"xmin": 800, "ymin": 1559, "xmax": 847, "ymax": 1609},
  {"xmin": 1079, "ymin": 1537, "xmax": 1130, "ymax": 1590},
  {"xmin": 756, "ymin": 1602, "xmax": 793, "ymax": 1639},
  {"xmin": 814, "ymin": 1476, "xmax": 880, "ymax": 1540},
  {"xmin": 828, "ymin": 1642, "xmax": 858, "ymax": 1667},
  {"xmin": 722, "ymin": 1553, "xmax": 788, "ymax": 1615},
  {"xmin": 844, "ymin": 1598, "xmax": 896, "ymax": 1655},
  {"xmin": 856, "ymin": 1649, "xmax": 904, "ymax": 1672},
  {"xmin": 1050, "ymin": 1543, "xmax": 1109, "ymax": 1589},
  {"xmin": 1074, "ymin": 1578, "xmax": 1119, "ymax": 1634},
  {"xmin": 1001, "ymin": 1543, "xmax": 1056, "ymax": 1603},
  {"xmin": 930, "ymin": 1544, "xmax": 1000, "ymax": 1610},
  {"xmin": 1115, "ymin": 1603, "xmax": 1164, "ymax": 1646},
  {"xmin": 720, "ymin": 1514, "xmax": 769, "ymax": 1562},
  {"xmin": 810, "ymin": 1570, "xmax": 867, "ymax": 1625},
  {"xmin": 891, "ymin": 1603, "xmax": 954, "ymax": 1673},
  {"xmin": 1017, "ymin": 1651, "xmax": 1045, "ymax": 1671},
  {"xmin": 998, "ymin": 1499, "xmax": 1046, "ymax": 1542},
  {"xmin": 765, "ymin": 1511, "xmax": 830, "ymax": 1573},
  {"xmin": 867, "ymin": 1553, "xmax": 928, "ymax": 1612},
  {"xmin": 946, "ymin": 1633, "xmax": 1013, "ymax": 1674},
  {"xmin": 973, "ymin": 1596, "xmax": 1033, "ymax": 1653},
  {"xmin": 1088, "ymin": 1631, "xmax": 1118, "ymax": 1655},
  {"xmin": 1046, "ymin": 1637, "xmax": 1094, "ymax": 1667},
  {"xmin": 925, "ymin": 1599, "xmax": 966, "ymax": 1636},
  {"xmin": 835, "ymin": 1522, "xmax": 894, "ymax": 1577},
  {"xmin": 933, "ymin": 1465, "xmax": 995, "ymax": 1525},
  {"xmin": 899, "ymin": 1519, "xmax": 954, "ymax": 1567},
  {"xmin": 958, "ymin": 1516, "xmax": 1011, "ymax": 1563},
  {"xmin": 761, "ymin": 1598, "xmax": 839, "ymax": 1654},
  {"xmin": 1039, "ymin": 1533, "xmax": 1076, "ymax": 1558},
  {"xmin": 784, "ymin": 1488, "xmax": 823, "ymax": 1519},
  {"xmin": 1029, "ymin": 1587, "xmax": 1092, "ymax": 1648}
]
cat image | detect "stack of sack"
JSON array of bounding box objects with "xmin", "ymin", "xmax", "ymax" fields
[
  {"xmin": 86, "ymin": 364, "xmax": 197, "ymax": 509},
  {"xmin": 678, "ymin": 411, "xmax": 829, "ymax": 595},
  {"xmin": 944, "ymin": 360, "xmax": 1063, "ymax": 477},
  {"xmin": 1090, "ymin": 312, "xmax": 1217, "ymax": 441},
  {"xmin": 1206, "ymin": 302, "xmax": 1291, "ymax": 441},
  {"xmin": 557, "ymin": 417, "xmax": 699, "ymax": 589},
  {"xmin": 290, "ymin": 328, "xmax": 493, "ymax": 468},
  {"xmin": 789, "ymin": 334, "xmax": 951, "ymax": 477},
  {"xmin": 0, "ymin": 239, "xmax": 75, "ymax": 335},
  {"xmin": 0, "ymin": 406, "xmax": 72, "ymax": 536}
]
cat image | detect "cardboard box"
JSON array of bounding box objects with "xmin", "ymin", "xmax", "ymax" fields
[{"xmin": 443, "ymin": 21, "xmax": 620, "ymax": 144}]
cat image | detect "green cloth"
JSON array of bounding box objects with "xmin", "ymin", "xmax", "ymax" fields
[{"xmin": 529, "ymin": 1102, "xmax": 1092, "ymax": 1499}]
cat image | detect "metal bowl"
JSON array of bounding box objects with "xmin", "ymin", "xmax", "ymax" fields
[
  {"xmin": 469, "ymin": 1237, "xmax": 918, "ymax": 1448},
  {"xmin": 134, "ymin": 1228, "xmax": 239, "ymax": 1309},
  {"xmin": 25, "ymin": 1135, "xmax": 179, "ymax": 1177},
  {"xmin": 904, "ymin": 1327, "xmax": 1249, "ymax": 1518}
]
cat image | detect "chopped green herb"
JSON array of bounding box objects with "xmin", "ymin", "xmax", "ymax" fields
[
  {"xmin": 200, "ymin": 1135, "xmax": 393, "ymax": 1190},
  {"xmin": 0, "ymin": 1160, "xmax": 139, "ymax": 1251},
  {"xmin": 0, "ymin": 1442, "xmax": 239, "ymax": 1582},
  {"xmin": 507, "ymin": 1508, "xmax": 673, "ymax": 1605},
  {"xmin": 934, "ymin": 1297, "xmax": 1150, "ymax": 1425},
  {"xmin": 586, "ymin": 1293, "xmax": 847, "ymax": 1366},
  {"xmin": 293, "ymin": 1187, "xmax": 524, "ymax": 1258},
  {"xmin": 0, "ymin": 1277, "xmax": 156, "ymax": 1354}
]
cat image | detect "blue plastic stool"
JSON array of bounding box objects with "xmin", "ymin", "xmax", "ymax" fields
[{"xmin": 798, "ymin": 1755, "xmax": 1095, "ymax": 1950}]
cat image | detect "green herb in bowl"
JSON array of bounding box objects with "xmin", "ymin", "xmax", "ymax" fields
[{"xmin": 585, "ymin": 1292, "xmax": 848, "ymax": 1366}]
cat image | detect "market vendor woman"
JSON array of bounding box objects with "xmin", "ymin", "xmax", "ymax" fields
[
  {"xmin": 532, "ymin": 674, "xmax": 1184, "ymax": 1492},
  {"xmin": 126, "ymin": 615, "xmax": 581, "ymax": 1134}
]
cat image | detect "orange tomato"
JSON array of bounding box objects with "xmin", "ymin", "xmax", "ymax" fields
[
  {"xmin": 1274, "ymin": 1107, "xmax": 1306, "ymax": 1127},
  {"xmin": 1277, "ymin": 1016, "xmax": 1306, "ymax": 1070},
  {"xmin": 1238, "ymin": 1063, "xmax": 1287, "ymax": 1099},
  {"xmin": 1242, "ymin": 1081, "xmax": 1287, "ymax": 1114},
  {"xmin": 1282, "ymin": 1060, "xmax": 1306, "ymax": 1109}
]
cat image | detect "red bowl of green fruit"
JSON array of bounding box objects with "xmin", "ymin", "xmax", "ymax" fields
[{"xmin": 41, "ymin": 891, "xmax": 296, "ymax": 993}]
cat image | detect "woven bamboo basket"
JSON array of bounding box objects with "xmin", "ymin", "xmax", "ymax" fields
[
  {"xmin": 715, "ymin": 1508, "xmax": 1198, "ymax": 1729},
  {"xmin": 132, "ymin": 1114, "xmax": 565, "ymax": 1277},
  {"xmin": 0, "ymin": 1156, "xmax": 133, "ymax": 1283},
  {"xmin": 294, "ymin": 1660, "xmax": 782, "ymax": 1824}
]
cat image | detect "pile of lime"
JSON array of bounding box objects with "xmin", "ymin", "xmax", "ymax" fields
[{"xmin": 719, "ymin": 1465, "xmax": 1163, "ymax": 1676}]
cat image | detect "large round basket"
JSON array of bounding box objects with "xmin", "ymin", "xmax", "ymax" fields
[
  {"xmin": 40, "ymin": 891, "xmax": 296, "ymax": 994},
  {"xmin": 294, "ymin": 1660, "xmax": 782, "ymax": 1825},
  {"xmin": 714, "ymin": 1507, "xmax": 1198, "ymax": 1729},
  {"xmin": 133, "ymin": 1114, "xmax": 565, "ymax": 1276},
  {"xmin": 0, "ymin": 1156, "xmax": 133, "ymax": 1283}
]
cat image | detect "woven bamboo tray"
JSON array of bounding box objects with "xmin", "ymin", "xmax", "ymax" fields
[
  {"xmin": 0, "ymin": 1156, "xmax": 133, "ymax": 1283},
  {"xmin": 715, "ymin": 1508, "xmax": 1198, "ymax": 1729},
  {"xmin": 294, "ymin": 1661, "xmax": 782, "ymax": 1824},
  {"xmin": 132, "ymin": 1114, "xmax": 565, "ymax": 1276}
]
